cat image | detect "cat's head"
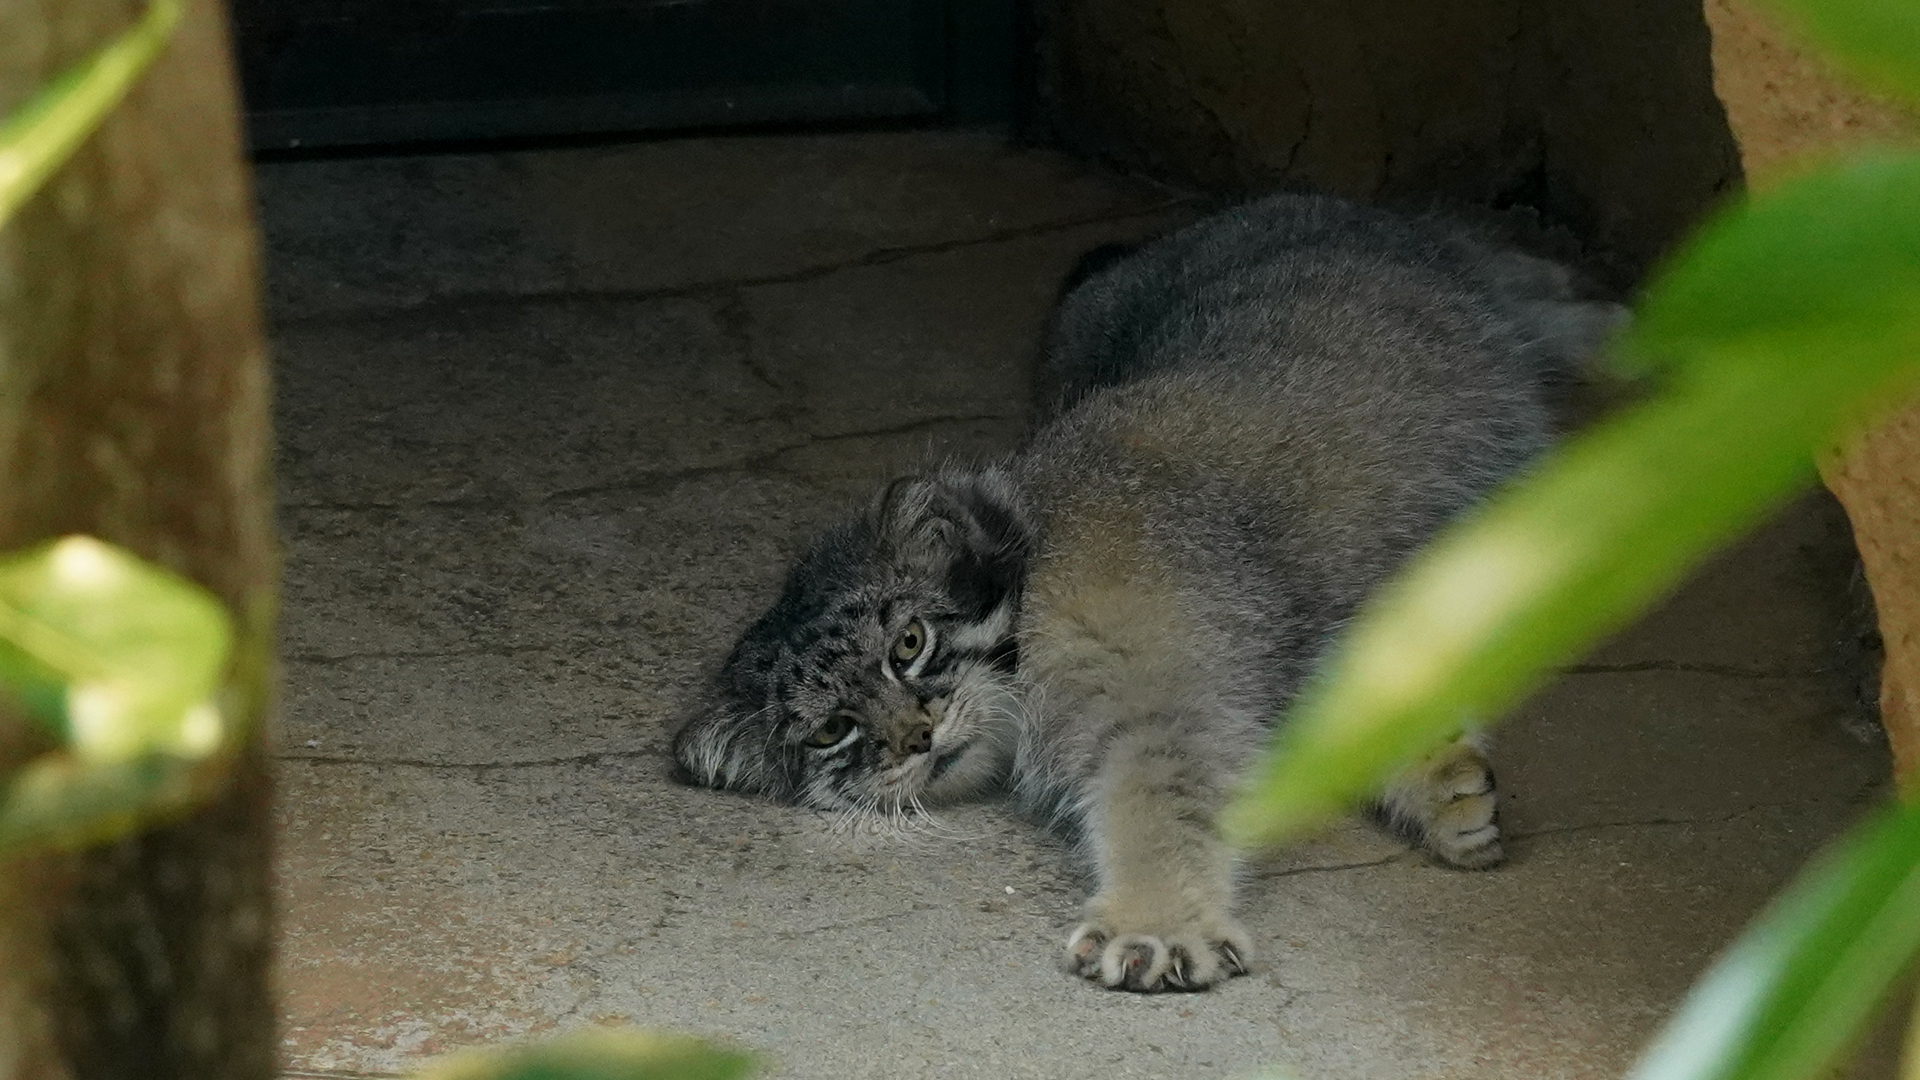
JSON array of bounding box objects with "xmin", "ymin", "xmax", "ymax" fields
[{"xmin": 672, "ymin": 468, "xmax": 1034, "ymax": 810}]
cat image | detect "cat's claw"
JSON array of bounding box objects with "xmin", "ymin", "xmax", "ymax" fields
[{"xmin": 1065, "ymin": 918, "xmax": 1252, "ymax": 992}]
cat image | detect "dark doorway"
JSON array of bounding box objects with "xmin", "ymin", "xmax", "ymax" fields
[{"xmin": 231, "ymin": 0, "xmax": 1021, "ymax": 150}]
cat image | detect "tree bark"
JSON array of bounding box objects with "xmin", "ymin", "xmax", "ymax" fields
[
  {"xmin": 0, "ymin": 1, "xmax": 278, "ymax": 1078},
  {"xmin": 1034, "ymin": 0, "xmax": 1743, "ymax": 284}
]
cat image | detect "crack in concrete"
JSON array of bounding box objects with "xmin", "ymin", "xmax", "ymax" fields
[
  {"xmin": 283, "ymin": 412, "xmax": 1024, "ymax": 515},
  {"xmin": 802, "ymin": 413, "xmax": 1018, "ymax": 445},
  {"xmin": 1506, "ymin": 797, "xmax": 1859, "ymax": 842},
  {"xmin": 1153, "ymin": 4, "xmax": 1245, "ymax": 180},
  {"xmin": 1562, "ymin": 660, "xmax": 1832, "ymax": 679},
  {"xmin": 277, "ymin": 748, "xmax": 655, "ymax": 771},
  {"xmin": 1283, "ymin": 63, "xmax": 1315, "ymax": 176},
  {"xmin": 713, "ymin": 287, "xmax": 790, "ymax": 401},
  {"xmin": 538, "ymin": 447, "xmax": 811, "ymax": 503},
  {"xmin": 282, "ymin": 1070, "xmax": 403, "ymax": 1079},
  {"xmin": 1248, "ymin": 797, "xmax": 1876, "ymax": 878},
  {"xmin": 1511, "ymin": 815, "xmax": 1718, "ymax": 840},
  {"xmin": 281, "ymin": 452, "xmax": 809, "ymax": 513},
  {"xmin": 775, "ymin": 905, "xmax": 930, "ymax": 939},
  {"xmin": 1252, "ymin": 853, "xmax": 1408, "ymax": 880},
  {"xmin": 285, "ymin": 643, "xmax": 567, "ymax": 666},
  {"xmin": 538, "ymin": 412, "xmax": 1016, "ymax": 503},
  {"xmin": 274, "ymin": 200, "xmax": 1202, "ymax": 330},
  {"xmin": 281, "ymin": 493, "xmax": 505, "ymax": 513}
]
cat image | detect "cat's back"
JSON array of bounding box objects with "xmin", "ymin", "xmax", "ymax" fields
[
  {"xmin": 1013, "ymin": 194, "xmax": 1614, "ymax": 714},
  {"xmin": 1035, "ymin": 192, "xmax": 1606, "ymax": 426},
  {"xmin": 1025, "ymin": 194, "xmax": 1594, "ymax": 575}
]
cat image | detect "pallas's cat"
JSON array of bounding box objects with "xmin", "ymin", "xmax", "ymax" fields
[{"xmin": 673, "ymin": 193, "xmax": 1621, "ymax": 991}]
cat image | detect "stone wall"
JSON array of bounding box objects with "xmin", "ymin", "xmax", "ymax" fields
[{"xmin": 1035, "ymin": 0, "xmax": 1744, "ymax": 282}]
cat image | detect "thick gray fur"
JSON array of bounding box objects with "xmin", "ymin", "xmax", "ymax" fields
[{"xmin": 673, "ymin": 192, "xmax": 1624, "ymax": 992}]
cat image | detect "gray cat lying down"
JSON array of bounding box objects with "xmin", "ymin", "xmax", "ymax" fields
[{"xmin": 673, "ymin": 192, "xmax": 1623, "ymax": 992}]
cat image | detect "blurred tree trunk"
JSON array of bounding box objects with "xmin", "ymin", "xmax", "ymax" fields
[
  {"xmin": 1033, "ymin": 0, "xmax": 1743, "ymax": 284},
  {"xmin": 1823, "ymin": 406, "xmax": 1920, "ymax": 794},
  {"xmin": 0, "ymin": 1, "xmax": 278, "ymax": 1078},
  {"xmin": 1708, "ymin": 0, "xmax": 1920, "ymax": 789}
]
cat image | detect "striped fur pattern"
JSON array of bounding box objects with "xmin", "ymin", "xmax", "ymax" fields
[
  {"xmin": 672, "ymin": 470, "xmax": 1035, "ymax": 812},
  {"xmin": 672, "ymin": 192, "xmax": 1624, "ymax": 992}
]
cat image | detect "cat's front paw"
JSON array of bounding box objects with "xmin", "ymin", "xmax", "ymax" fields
[{"xmin": 1063, "ymin": 908, "xmax": 1252, "ymax": 992}]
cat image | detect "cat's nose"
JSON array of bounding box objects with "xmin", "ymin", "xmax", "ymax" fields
[{"xmin": 893, "ymin": 722, "xmax": 933, "ymax": 756}]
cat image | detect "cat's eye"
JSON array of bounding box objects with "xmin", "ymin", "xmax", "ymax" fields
[
  {"xmin": 804, "ymin": 712, "xmax": 859, "ymax": 748},
  {"xmin": 892, "ymin": 619, "xmax": 928, "ymax": 663}
]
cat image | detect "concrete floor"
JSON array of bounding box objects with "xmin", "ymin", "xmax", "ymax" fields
[{"xmin": 258, "ymin": 130, "xmax": 1895, "ymax": 1080}]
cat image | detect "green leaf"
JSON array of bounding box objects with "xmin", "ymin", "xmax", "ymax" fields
[
  {"xmin": 0, "ymin": 536, "xmax": 234, "ymax": 857},
  {"xmin": 1627, "ymin": 801, "xmax": 1920, "ymax": 1080},
  {"xmin": 0, "ymin": 536, "xmax": 231, "ymax": 759},
  {"xmin": 414, "ymin": 1031, "xmax": 761, "ymax": 1080},
  {"xmin": 1625, "ymin": 154, "xmax": 1920, "ymax": 372},
  {"xmin": 0, "ymin": 752, "xmax": 209, "ymax": 857},
  {"xmin": 0, "ymin": 0, "xmax": 181, "ymax": 227},
  {"xmin": 1756, "ymin": 0, "xmax": 1920, "ymax": 107},
  {"xmin": 1221, "ymin": 153, "xmax": 1920, "ymax": 847}
]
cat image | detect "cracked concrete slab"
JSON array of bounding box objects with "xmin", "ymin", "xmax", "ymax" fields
[
  {"xmin": 256, "ymin": 130, "xmax": 1187, "ymax": 322},
  {"xmin": 275, "ymin": 297, "xmax": 795, "ymax": 508},
  {"xmin": 261, "ymin": 131, "xmax": 1897, "ymax": 1080}
]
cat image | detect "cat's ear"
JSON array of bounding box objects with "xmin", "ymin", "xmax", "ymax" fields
[
  {"xmin": 869, "ymin": 476, "xmax": 964, "ymax": 571},
  {"xmin": 870, "ymin": 472, "xmax": 1033, "ymax": 615}
]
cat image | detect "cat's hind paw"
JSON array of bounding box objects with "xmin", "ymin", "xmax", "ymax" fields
[
  {"xmin": 1064, "ymin": 917, "xmax": 1252, "ymax": 992},
  {"xmin": 1377, "ymin": 736, "xmax": 1504, "ymax": 870},
  {"xmin": 1425, "ymin": 767, "xmax": 1503, "ymax": 870}
]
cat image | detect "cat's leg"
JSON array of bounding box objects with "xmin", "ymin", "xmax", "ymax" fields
[
  {"xmin": 1371, "ymin": 733, "xmax": 1503, "ymax": 869},
  {"xmin": 1064, "ymin": 721, "xmax": 1254, "ymax": 992}
]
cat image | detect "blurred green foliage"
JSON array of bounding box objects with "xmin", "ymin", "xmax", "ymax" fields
[
  {"xmin": 1219, "ymin": 150, "xmax": 1920, "ymax": 848},
  {"xmin": 1629, "ymin": 800, "xmax": 1920, "ymax": 1080},
  {"xmin": 0, "ymin": 537, "xmax": 233, "ymax": 856},
  {"xmin": 1224, "ymin": 3, "xmax": 1920, "ymax": 1080},
  {"xmin": 1760, "ymin": 0, "xmax": 1920, "ymax": 103},
  {"xmin": 0, "ymin": 11, "xmax": 757, "ymax": 1078},
  {"xmin": 414, "ymin": 1031, "xmax": 759, "ymax": 1080},
  {"xmin": 0, "ymin": 0, "xmax": 180, "ymax": 224}
]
